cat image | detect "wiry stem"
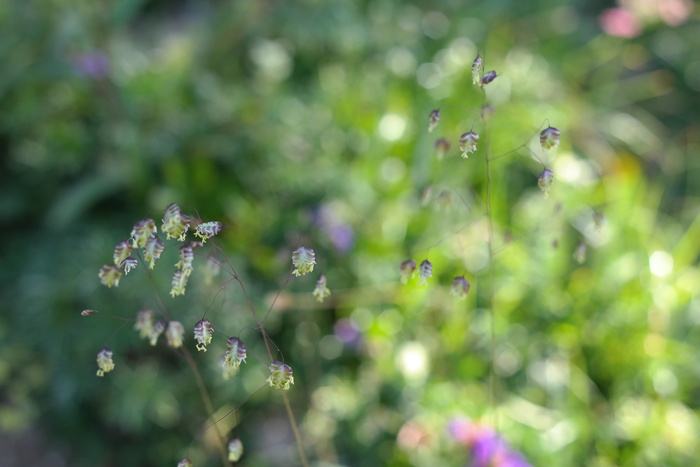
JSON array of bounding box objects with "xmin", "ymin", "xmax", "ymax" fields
[
  {"xmin": 214, "ymin": 244, "xmax": 310, "ymax": 467},
  {"xmin": 139, "ymin": 254, "xmax": 229, "ymax": 464},
  {"xmin": 181, "ymin": 341, "xmax": 230, "ymax": 466},
  {"xmin": 282, "ymin": 391, "xmax": 309, "ymax": 466}
]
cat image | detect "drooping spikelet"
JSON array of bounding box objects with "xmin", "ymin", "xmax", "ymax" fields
[
  {"xmin": 459, "ymin": 131, "xmax": 479, "ymax": 158},
  {"xmin": 418, "ymin": 260, "xmax": 433, "ymax": 285},
  {"xmin": 143, "ymin": 236, "xmax": 164, "ymax": 269},
  {"xmin": 399, "ymin": 259, "xmax": 417, "ymax": 284},
  {"xmin": 96, "ymin": 348, "xmax": 115, "ymax": 377},
  {"xmin": 292, "ymin": 247, "xmax": 316, "ymax": 276},
  {"xmin": 481, "ymin": 70, "xmax": 498, "ymax": 86},
  {"xmin": 472, "ymin": 55, "xmax": 483, "ymax": 85},
  {"xmin": 99, "ymin": 264, "xmax": 122, "ymax": 287},
  {"xmin": 193, "ymin": 319, "xmax": 213, "ymax": 351},
  {"xmin": 170, "ymin": 269, "xmax": 190, "ymax": 297},
  {"xmin": 130, "ymin": 219, "xmax": 157, "ymax": 248},
  {"xmin": 538, "ymin": 169, "xmax": 554, "ymax": 198},
  {"xmin": 267, "ymin": 361, "xmax": 294, "ymax": 390},
  {"xmin": 162, "ymin": 203, "xmax": 190, "ymax": 241},
  {"xmin": 451, "ymin": 276, "xmax": 471, "ymax": 300},
  {"xmin": 428, "ymin": 109, "xmax": 440, "ymax": 133},
  {"xmin": 221, "ymin": 337, "xmax": 247, "ymax": 380},
  {"xmin": 313, "ymin": 274, "xmax": 331, "ymax": 303},
  {"xmin": 540, "ymin": 126, "xmax": 560, "ymax": 150},
  {"xmin": 113, "ymin": 240, "xmax": 132, "ymax": 266},
  {"xmin": 166, "ymin": 321, "xmax": 185, "ymax": 348},
  {"xmin": 134, "ymin": 309, "xmax": 155, "ymax": 339},
  {"xmin": 194, "ymin": 221, "xmax": 222, "ymax": 243},
  {"xmin": 228, "ymin": 439, "xmax": 244, "ymax": 462}
]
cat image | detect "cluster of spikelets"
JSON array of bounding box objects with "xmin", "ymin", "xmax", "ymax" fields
[
  {"xmin": 89, "ymin": 205, "xmax": 312, "ymax": 392},
  {"xmin": 403, "ymin": 55, "xmax": 562, "ymax": 299},
  {"xmin": 87, "ymin": 205, "xmax": 319, "ymax": 464},
  {"xmin": 97, "ymin": 203, "xmax": 223, "ymax": 294},
  {"xmin": 292, "ymin": 246, "xmax": 332, "ymax": 303},
  {"xmin": 428, "ymin": 54, "xmax": 560, "ymax": 193},
  {"xmin": 399, "ymin": 259, "xmax": 471, "ymax": 300}
]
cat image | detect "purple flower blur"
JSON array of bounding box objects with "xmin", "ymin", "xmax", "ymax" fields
[
  {"xmin": 73, "ymin": 51, "xmax": 110, "ymax": 78},
  {"xmin": 448, "ymin": 418, "xmax": 532, "ymax": 467},
  {"xmin": 313, "ymin": 205, "xmax": 354, "ymax": 253},
  {"xmin": 334, "ymin": 318, "xmax": 362, "ymax": 350},
  {"xmin": 326, "ymin": 224, "xmax": 354, "ymax": 252}
]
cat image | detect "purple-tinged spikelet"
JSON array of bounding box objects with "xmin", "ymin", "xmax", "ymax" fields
[
  {"xmin": 221, "ymin": 337, "xmax": 247, "ymax": 380},
  {"xmin": 96, "ymin": 348, "xmax": 115, "ymax": 377},
  {"xmin": 99, "ymin": 264, "xmax": 122, "ymax": 287},
  {"xmin": 166, "ymin": 321, "xmax": 185, "ymax": 348},
  {"xmin": 170, "ymin": 269, "xmax": 190, "ymax": 297},
  {"xmin": 292, "ymin": 247, "xmax": 316, "ymax": 276},
  {"xmin": 228, "ymin": 438, "xmax": 244, "ymax": 462},
  {"xmin": 481, "ymin": 70, "xmax": 498, "ymax": 86},
  {"xmin": 148, "ymin": 321, "xmax": 165, "ymax": 346},
  {"xmin": 418, "ymin": 260, "xmax": 433, "ymax": 285},
  {"xmin": 313, "ymin": 274, "xmax": 331, "ymax": 303},
  {"xmin": 451, "ymin": 276, "xmax": 471, "ymax": 300},
  {"xmin": 113, "ymin": 240, "xmax": 132, "ymax": 265},
  {"xmin": 538, "ymin": 169, "xmax": 554, "ymax": 198},
  {"xmin": 459, "ymin": 132, "xmax": 479, "ymax": 158},
  {"xmin": 399, "ymin": 259, "xmax": 417, "ymax": 284},
  {"xmin": 143, "ymin": 236, "xmax": 164, "ymax": 269},
  {"xmin": 193, "ymin": 319, "xmax": 213, "ymax": 351},
  {"xmin": 540, "ymin": 126, "xmax": 560, "ymax": 150},
  {"xmin": 162, "ymin": 203, "xmax": 190, "ymax": 241},
  {"xmin": 428, "ymin": 109, "xmax": 440, "ymax": 133},
  {"xmin": 267, "ymin": 361, "xmax": 294, "ymax": 390},
  {"xmin": 120, "ymin": 256, "xmax": 138, "ymax": 274},
  {"xmin": 194, "ymin": 221, "xmax": 222, "ymax": 243},
  {"xmin": 176, "ymin": 243, "xmax": 195, "ymax": 272},
  {"xmin": 134, "ymin": 309, "xmax": 155, "ymax": 339},
  {"xmin": 130, "ymin": 219, "xmax": 157, "ymax": 248},
  {"xmin": 81, "ymin": 309, "xmax": 98, "ymax": 316},
  {"xmin": 472, "ymin": 55, "xmax": 483, "ymax": 85}
]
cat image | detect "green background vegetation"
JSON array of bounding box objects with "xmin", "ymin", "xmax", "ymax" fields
[{"xmin": 1, "ymin": 0, "xmax": 699, "ymax": 466}]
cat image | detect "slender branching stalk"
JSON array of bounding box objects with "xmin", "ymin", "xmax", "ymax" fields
[
  {"xmin": 215, "ymin": 245, "xmax": 310, "ymax": 467},
  {"xmin": 181, "ymin": 346, "xmax": 230, "ymax": 466}
]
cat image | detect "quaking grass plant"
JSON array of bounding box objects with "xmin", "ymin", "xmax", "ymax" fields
[
  {"xmin": 85, "ymin": 203, "xmax": 325, "ymax": 466},
  {"xmin": 397, "ymin": 53, "xmax": 578, "ymax": 466},
  {"xmin": 83, "ymin": 52, "xmax": 593, "ymax": 467}
]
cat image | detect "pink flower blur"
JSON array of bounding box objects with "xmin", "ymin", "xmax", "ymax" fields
[
  {"xmin": 658, "ymin": 0, "xmax": 693, "ymax": 27},
  {"xmin": 599, "ymin": 8, "xmax": 641, "ymax": 38}
]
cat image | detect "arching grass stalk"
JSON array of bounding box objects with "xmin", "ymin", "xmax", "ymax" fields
[
  {"xmin": 214, "ymin": 245, "xmax": 310, "ymax": 467},
  {"xmin": 137, "ymin": 247, "xmax": 230, "ymax": 465}
]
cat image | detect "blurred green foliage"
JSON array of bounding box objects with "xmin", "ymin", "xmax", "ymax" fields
[{"xmin": 1, "ymin": 0, "xmax": 700, "ymax": 466}]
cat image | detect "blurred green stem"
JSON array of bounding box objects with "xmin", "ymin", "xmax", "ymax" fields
[{"xmin": 483, "ymin": 103, "xmax": 498, "ymax": 431}]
